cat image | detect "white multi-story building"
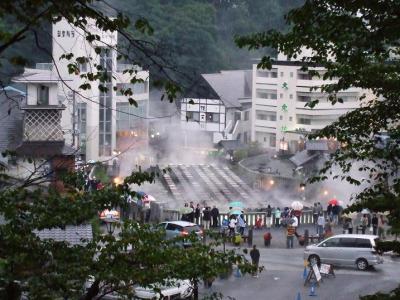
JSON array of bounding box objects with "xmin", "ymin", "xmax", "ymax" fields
[
  {"xmin": 17, "ymin": 19, "xmax": 149, "ymax": 162},
  {"xmin": 181, "ymin": 70, "xmax": 252, "ymax": 145},
  {"xmin": 251, "ymin": 51, "xmax": 370, "ymax": 153}
]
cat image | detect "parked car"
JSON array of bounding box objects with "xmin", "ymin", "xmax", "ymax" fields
[
  {"xmin": 85, "ymin": 277, "xmax": 192, "ymax": 300},
  {"xmin": 157, "ymin": 221, "xmax": 203, "ymax": 247},
  {"xmin": 304, "ymin": 234, "xmax": 383, "ymax": 270}
]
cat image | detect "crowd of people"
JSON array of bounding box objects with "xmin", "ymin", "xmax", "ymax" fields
[{"xmin": 181, "ymin": 202, "xmax": 220, "ymax": 229}]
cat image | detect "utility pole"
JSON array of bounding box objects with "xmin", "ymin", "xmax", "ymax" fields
[{"xmin": 71, "ymin": 91, "xmax": 76, "ymax": 147}]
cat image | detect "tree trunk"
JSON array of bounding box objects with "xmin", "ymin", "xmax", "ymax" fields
[
  {"xmin": 5, "ymin": 281, "xmax": 21, "ymax": 300},
  {"xmin": 193, "ymin": 279, "xmax": 198, "ymax": 300},
  {"xmin": 80, "ymin": 279, "xmax": 100, "ymax": 300}
]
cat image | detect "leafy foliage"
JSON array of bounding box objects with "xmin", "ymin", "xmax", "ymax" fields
[
  {"xmin": 0, "ymin": 174, "xmax": 254, "ymax": 300},
  {"xmin": 236, "ymin": 0, "xmax": 400, "ymax": 297}
]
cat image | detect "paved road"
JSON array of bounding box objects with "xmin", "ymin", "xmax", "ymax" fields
[{"xmin": 200, "ymin": 247, "xmax": 400, "ymax": 300}]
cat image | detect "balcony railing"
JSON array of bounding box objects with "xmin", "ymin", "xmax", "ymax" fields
[{"xmin": 116, "ymin": 64, "xmax": 142, "ymax": 73}]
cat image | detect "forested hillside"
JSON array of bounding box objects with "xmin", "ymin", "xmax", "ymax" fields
[{"xmin": 1, "ymin": 0, "xmax": 302, "ymax": 84}]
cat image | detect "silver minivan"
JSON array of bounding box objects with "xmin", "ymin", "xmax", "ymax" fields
[{"xmin": 304, "ymin": 234, "xmax": 383, "ymax": 270}]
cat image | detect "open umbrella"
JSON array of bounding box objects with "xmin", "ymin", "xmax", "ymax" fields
[
  {"xmin": 291, "ymin": 201, "xmax": 304, "ymax": 211},
  {"xmin": 229, "ymin": 209, "xmax": 243, "ymax": 215},
  {"xmin": 328, "ymin": 199, "xmax": 339, "ymax": 206},
  {"xmin": 229, "ymin": 201, "xmax": 244, "ymax": 208},
  {"xmin": 361, "ymin": 208, "xmax": 371, "ymax": 214},
  {"xmin": 99, "ymin": 209, "xmax": 120, "ymax": 220},
  {"xmin": 179, "ymin": 207, "xmax": 193, "ymax": 214}
]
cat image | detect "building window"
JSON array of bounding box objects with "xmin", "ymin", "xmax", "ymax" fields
[
  {"xmin": 270, "ymin": 134, "xmax": 276, "ymax": 147},
  {"xmin": 37, "ymin": 85, "xmax": 49, "ymax": 106},
  {"xmin": 289, "ymin": 116, "xmax": 293, "ymax": 122},
  {"xmin": 116, "ymin": 102, "xmax": 147, "ymax": 130},
  {"xmin": 279, "ymin": 115, "xmax": 283, "ymax": 120},
  {"xmin": 80, "ymin": 61, "xmax": 88, "ymax": 73},
  {"xmin": 186, "ymin": 111, "xmax": 200, "ymax": 122},
  {"xmin": 264, "ymin": 137, "xmax": 267, "ymax": 142},
  {"xmin": 290, "ymin": 72, "xmax": 293, "ymax": 78},
  {"xmin": 256, "ymin": 69, "xmax": 278, "ymax": 78},
  {"xmin": 206, "ymin": 112, "xmax": 219, "ymax": 123},
  {"xmin": 244, "ymin": 111, "xmax": 250, "ymax": 121},
  {"xmin": 280, "ymin": 72, "xmax": 284, "ymax": 77},
  {"xmin": 297, "ymin": 117, "xmax": 311, "ymax": 125},
  {"xmin": 99, "ymin": 47, "xmax": 113, "ymax": 157},
  {"xmin": 256, "ymin": 110, "xmax": 276, "ymax": 121},
  {"xmin": 290, "ymin": 94, "xmax": 293, "ymax": 99},
  {"xmin": 280, "ymin": 93, "xmax": 283, "ymax": 99},
  {"xmin": 116, "ymin": 82, "xmax": 148, "ymax": 96},
  {"xmin": 77, "ymin": 102, "xmax": 87, "ymax": 150},
  {"xmin": 256, "ymin": 89, "xmax": 277, "ymax": 100}
]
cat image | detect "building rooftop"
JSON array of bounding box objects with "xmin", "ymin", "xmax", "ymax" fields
[
  {"xmin": 0, "ymin": 86, "xmax": 25, "ymax": 159},
  {"xmin": 34, "ymin": 224, "xmax": 93, "ymax": 246},
  {"xmin": 184, "ymin": 70, "xmax": 253, "ymax": 109},
  {"xmin": 16, "ymin": 141, "xmax": 76, "ymax": 157},
  {"xmin": 202, "ymin": 70, "xmax": 252, "ymax": 108},
  {"xmin": 13, "ymin": 68, "xmax": 73, "ymax": 83},
  {"xmin": 289, "ymin": 150, "xmax": 319, "ymax": 167}
]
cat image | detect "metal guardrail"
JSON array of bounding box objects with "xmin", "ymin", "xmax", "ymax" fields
[{"xmin": 162, "ymin": 209, "xmax": 325, "ymax": 226}]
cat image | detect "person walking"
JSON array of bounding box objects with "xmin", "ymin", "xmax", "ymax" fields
[
  {"xmin": 237, "ymin": 214, "xmax": 246, "ymax": 236},
  {"xmin": 361, "ymin": 214, "xmax": 368, "ymax": 234},
  {"xmin": 211, "ymin": 205, "xmax": 220, "ymax": 227},
  {"xmin": 202, "ymin": 206, "xmax": 211, "ymax": 230},
  {"xmin": 194, "ymin": 204, "xmax": 201, "ymax": 225},
  {"xmin": 371, "ymin": 213, "xmax": 378, "ymax": 235},
  {"xmin": 250, "ymin": 245, "xmax": 260, "ymax": 277},
  {"xmin": 266, "ymin": 205, "xmax": 272, "ymax": 228},
  {"xmin": 274, "ymin": 207, "xmax": 281, "ymax": 227},
  {"xmin": 286, "ymin": 224, "xmax": 295, "ymax": 248}
]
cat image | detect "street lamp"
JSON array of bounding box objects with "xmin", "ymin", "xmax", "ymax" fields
[{"xmin": 103, "ymin": 216, "xmax": 119, "ymax": 235}]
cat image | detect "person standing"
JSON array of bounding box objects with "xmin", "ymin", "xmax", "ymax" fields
[
  {"xmin": 361, "ymin": 214, "xmax": 368, "ymax": 234},
  {"xmin": 237, "ymin": 215, "xmax": 246, "ymax": 236},
  {"xmin": 317, "ymin": 213, "xmax": 325, "ymax": 238},
  {"xmin": 332, "ymin": 205, "xmax": 340, "ymax": 226},
  {"xmin": 202, "ymin": 206, "xmax": 211, "ymax": 230},
  {"xmin": 211, "ymin": 205, "xmax": 220, "ymax": 227},
  {"xmin": 250, "ymin": 245, "xmax": 260, "ymax": 278},
  {"xmin": 274, "ymin": 207, "xmax": 281, "ymax": 227},
  {"xmin": 286, "ymin": 224, "xmax": 295, "ymax": 248},
  {"xmin": 189, "ymin": 202, "xmax": 195, "ymax": 223},
  {"xmin": 378, "ymin": 214, "xmax": 386, "ymax": 239},
  {"xmin": 348, "ymin": 217, "xmax": 353, "ymax": 234},
  {"xmin": 266, "ymin": 205, "xmax": 272, "ymax": 228},
  {"xmin": 312, "ymin": 203, "xmax": 318, "ymax": 228},
  {"xmin": 291, "ymin": 214, "xmax": 299, "ymax": 238},
  {"xmin": 371, "ymin": 213, "xmax": 378, "ymax": 235},
  {"xmin": 228, "ymin": 215, "xmax": 237, "ymax": 237},
  {"xmin": 324, "ymin": 218, "xmax": 333, "ymax": 237},
  {"xmin": 327, "ymin": 204, "xmax": 333, "ymax": 221},
  {"xmin": 194, "ymin": 204, "xmax": 201, "ymax": 225}
]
